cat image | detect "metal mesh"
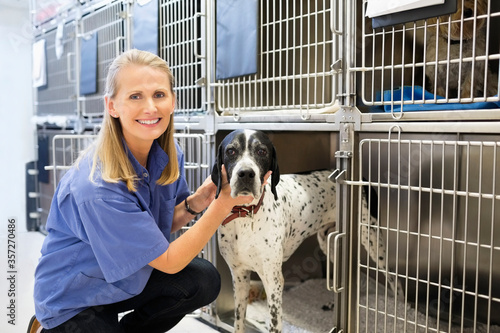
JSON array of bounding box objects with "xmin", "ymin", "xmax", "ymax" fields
[
  {"xmin": 159, "ymin": 0, "xmax": 205, "ymax": 116},
  {"xmin": 358, "ymin": 0, "xmax": 500, "ymax": 115},
  {"xmin": 34, "ymin": 23, "xmax": 78, "ymax": 117},
  {"xmin": 215, "ymin": 0, "xmax": 340, "ymax": 116},
  {"xmin": 79, "ymin": 1, "xmax": 126, "ymax": 117},
  {"xmin": 355, "ymin": 133, "xmax": 500, "ymax": 332}
]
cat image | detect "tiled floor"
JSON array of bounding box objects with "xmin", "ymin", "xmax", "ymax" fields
[{"xmin": 4, "ymin": 231, "xmax": 220, "ymax": 333}]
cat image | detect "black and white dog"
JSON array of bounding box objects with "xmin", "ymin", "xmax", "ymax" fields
[{"xmin": 211, "ymin": 129, "xmax": 396, "ymax": 333}]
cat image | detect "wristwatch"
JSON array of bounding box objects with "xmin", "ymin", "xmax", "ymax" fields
[{"xmin": 184, "ymin": 197, "xmax": 203, "ymax": 215}]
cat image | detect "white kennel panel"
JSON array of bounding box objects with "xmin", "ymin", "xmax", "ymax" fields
[
  {"xmin": 159, "ymin": 0, "xmax": 207, "ymax": 117},
  {"xmin": 79, "ymin": 0, "xmax": 128, "ymax": 118},
  {"xmin": 214, "ymin": 0, "xmax": 342, "ymax": 119},
  {"xmin": 354, "ymin": 132, "xmax": 500, "ymax": 332},
  {"xmin": 356, "ymin": 0, "xmax": 500, "ymax": 117}
]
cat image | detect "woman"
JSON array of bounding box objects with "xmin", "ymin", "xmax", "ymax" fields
[{"xmin": 30, "ymin": 49, "xmax": 266, "ymax": 332}]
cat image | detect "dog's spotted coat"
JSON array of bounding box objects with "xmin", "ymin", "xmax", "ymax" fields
[{"xmin": 212, "ymin": 129, "xmax": 395, "ymax": 332}]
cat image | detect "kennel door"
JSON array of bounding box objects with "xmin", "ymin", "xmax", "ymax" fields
[
  {"xmin": 159, "ymin": 0, "xmax": 208, "ymax": 117},
  {"xmin": 354, "ymin": 132, "xmax": 500, "ymax": 332},
  {"xmin": 355, "ymin": 0, "xmax": 500, "ymax": 118},
  {"xmin": 213, "ymin": 0, "xmax": 342, "ymax": 119},
  {"xmin": 79, "ymin": 1, "xmax": 128, "ymax": 118},
  {"xmin": 34, "ymin": 21, "xmax": 78, "ymax": 118}
]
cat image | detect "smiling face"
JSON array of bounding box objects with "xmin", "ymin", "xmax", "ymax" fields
[{"xmin": 105, "ymin": 64, "xmax": 175, "ymax": 161}]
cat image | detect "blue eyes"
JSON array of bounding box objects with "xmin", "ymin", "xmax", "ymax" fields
[{"xmin": 129, "ymin": 92, "xmax": 166, "ymax": 100}]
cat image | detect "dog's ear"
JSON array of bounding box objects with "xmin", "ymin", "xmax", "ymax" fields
[
  {"xmin": 270, "ymin": 146, "xmax": 280, "ymax": 200},
  {"xmin": 211, "ymin": 143, "xmax": 224, "ymax": 199}
]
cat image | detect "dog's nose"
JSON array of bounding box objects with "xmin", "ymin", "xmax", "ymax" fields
[{"xmin": 237, "ymin": 169, "xmax": 256, "ymax": 179}]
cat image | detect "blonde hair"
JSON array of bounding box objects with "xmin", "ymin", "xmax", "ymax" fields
[{"xmin": 86, "ymin": 49, "xmax": 179, "ymax": 192}]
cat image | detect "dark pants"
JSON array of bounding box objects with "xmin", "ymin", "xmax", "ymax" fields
[{"xmin": 43, "ymin": 257, "xmax": 221, "ymax": 333}]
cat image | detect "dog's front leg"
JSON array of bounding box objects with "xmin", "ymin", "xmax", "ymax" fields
[
  {"xmin": 260, "ymin": 266, "xmax": 284, "ymax": 333},
  {"xmin": 230, "ymin": 267, "xmax": 251, "ymax": 333}
]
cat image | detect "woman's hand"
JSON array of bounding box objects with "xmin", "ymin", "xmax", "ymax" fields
[
  {"xmin": 154, "ymin": 166, "xmax": 273, "ymax": 274},
  {"xmin": 187, "ymin": 165, "xmax": 272, "ymax": 215},
  {"xmin": 214, "ymin": 165, "xmax": 254, "ymax": 209}
]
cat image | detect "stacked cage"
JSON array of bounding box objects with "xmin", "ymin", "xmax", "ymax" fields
[{"xmin": 350, "ymin": 0, "xmax": 500, "ymax": 332}]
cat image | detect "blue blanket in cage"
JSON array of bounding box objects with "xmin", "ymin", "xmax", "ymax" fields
[{"xmin": 372, "ymin": 86, "xmax": 500, "ymax": 112}]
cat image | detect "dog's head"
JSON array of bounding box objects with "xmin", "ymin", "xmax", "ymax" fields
[
  {"xmin": 211, "ymin": 129, "xmax": 280, "ymax": 201},
  {"xmin": 430, "ymin": 0, "xmax": 487, "ymax": 41}
]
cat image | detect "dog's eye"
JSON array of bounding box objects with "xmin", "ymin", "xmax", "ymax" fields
[
  {"xmin": 257, "ymin": 148, "xmax": 267, "ymax": 156},
  {"xmin": 226, "ymin": 148, "xmax": 236, "ymax": 156}
]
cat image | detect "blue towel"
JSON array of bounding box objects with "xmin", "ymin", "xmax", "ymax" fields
[
  {"xmin": 80, "ymin": 33, "xmax": 98, "ymax": 95},
  {"xmin": 370, "ymin": 86, "xmax": 500, "ymax": 112},
  {"xmin": 374, "ymin": 86, "xmax": 500, "ymax": 112},
  {"xmin": 133, "ymin": 0, "xmax": 158, "ymax": 55},
  {"xmin": 216, "ymin": 0, "xmax": 258, "ymax": 80}
]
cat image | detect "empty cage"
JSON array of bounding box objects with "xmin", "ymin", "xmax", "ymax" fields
[
  {"xmin": 33, "ymin": 21, "xmax": 78, "ymax": 118},
  {"xmin": 354, "ymin": 131, "xmax": 500, "ymax": 332}
]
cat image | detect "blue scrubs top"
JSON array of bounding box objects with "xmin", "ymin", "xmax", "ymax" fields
[{"xmin": 34, "ymin": 140, "xmax": 190, "ymax": 329}]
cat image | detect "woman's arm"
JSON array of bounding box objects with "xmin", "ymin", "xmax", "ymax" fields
[{"xmin": 150, "ymin": 166, "xmax": 269, "ymax": 274}]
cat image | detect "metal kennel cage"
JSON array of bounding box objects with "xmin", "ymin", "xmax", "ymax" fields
[
  {"xmin": 356, "ymin": 0, "xmax": 500, "ymax": 117},
  {"xmin": 347, "ymin": 130, "xmax": 500, "ymax": 332},
  {"xmin": 78, "ymin": 0, "xmax": 129, "ymax": 118},
  {"xmin": 35, "ymin": 129, "xmax": 97, "ymax": 232},
  {"xmin": 31, "ymin": 0, "xmax": 130, "ymax": 123},
  {"xmin": 33, "ymin": 21, "xmax": 78, "ymax": 118},
  {"xmin": 40, "ymin": 131, "xmax": 212, "ymax": 224},
  {"xmin": 159, "ymin": 0, "xmax": 208, "ymax": 118},
  {"xmin": 213, "ymin": 0, "xmax": 342, "ymax": 119}
]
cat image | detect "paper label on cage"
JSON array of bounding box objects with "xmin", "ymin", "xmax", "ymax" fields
[
  {"xmin": 365, "ymin": 0, "xmax": 445, "ymax": 18},
  {"xmin": 55, "ymin": 21, "xmax": 65, "ymax": 60},
  {"xmin": 32, "ymin": 39, "xmax": 46, "ymax": 88}
]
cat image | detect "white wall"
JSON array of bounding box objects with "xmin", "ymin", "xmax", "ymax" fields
[
  {"xmin": 0, "ymin": 4, "xmax": 35, "ymax": 233},
  {"xmin": 0, "ymin": 4, "xmax": 44, "ymax": 332}
]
